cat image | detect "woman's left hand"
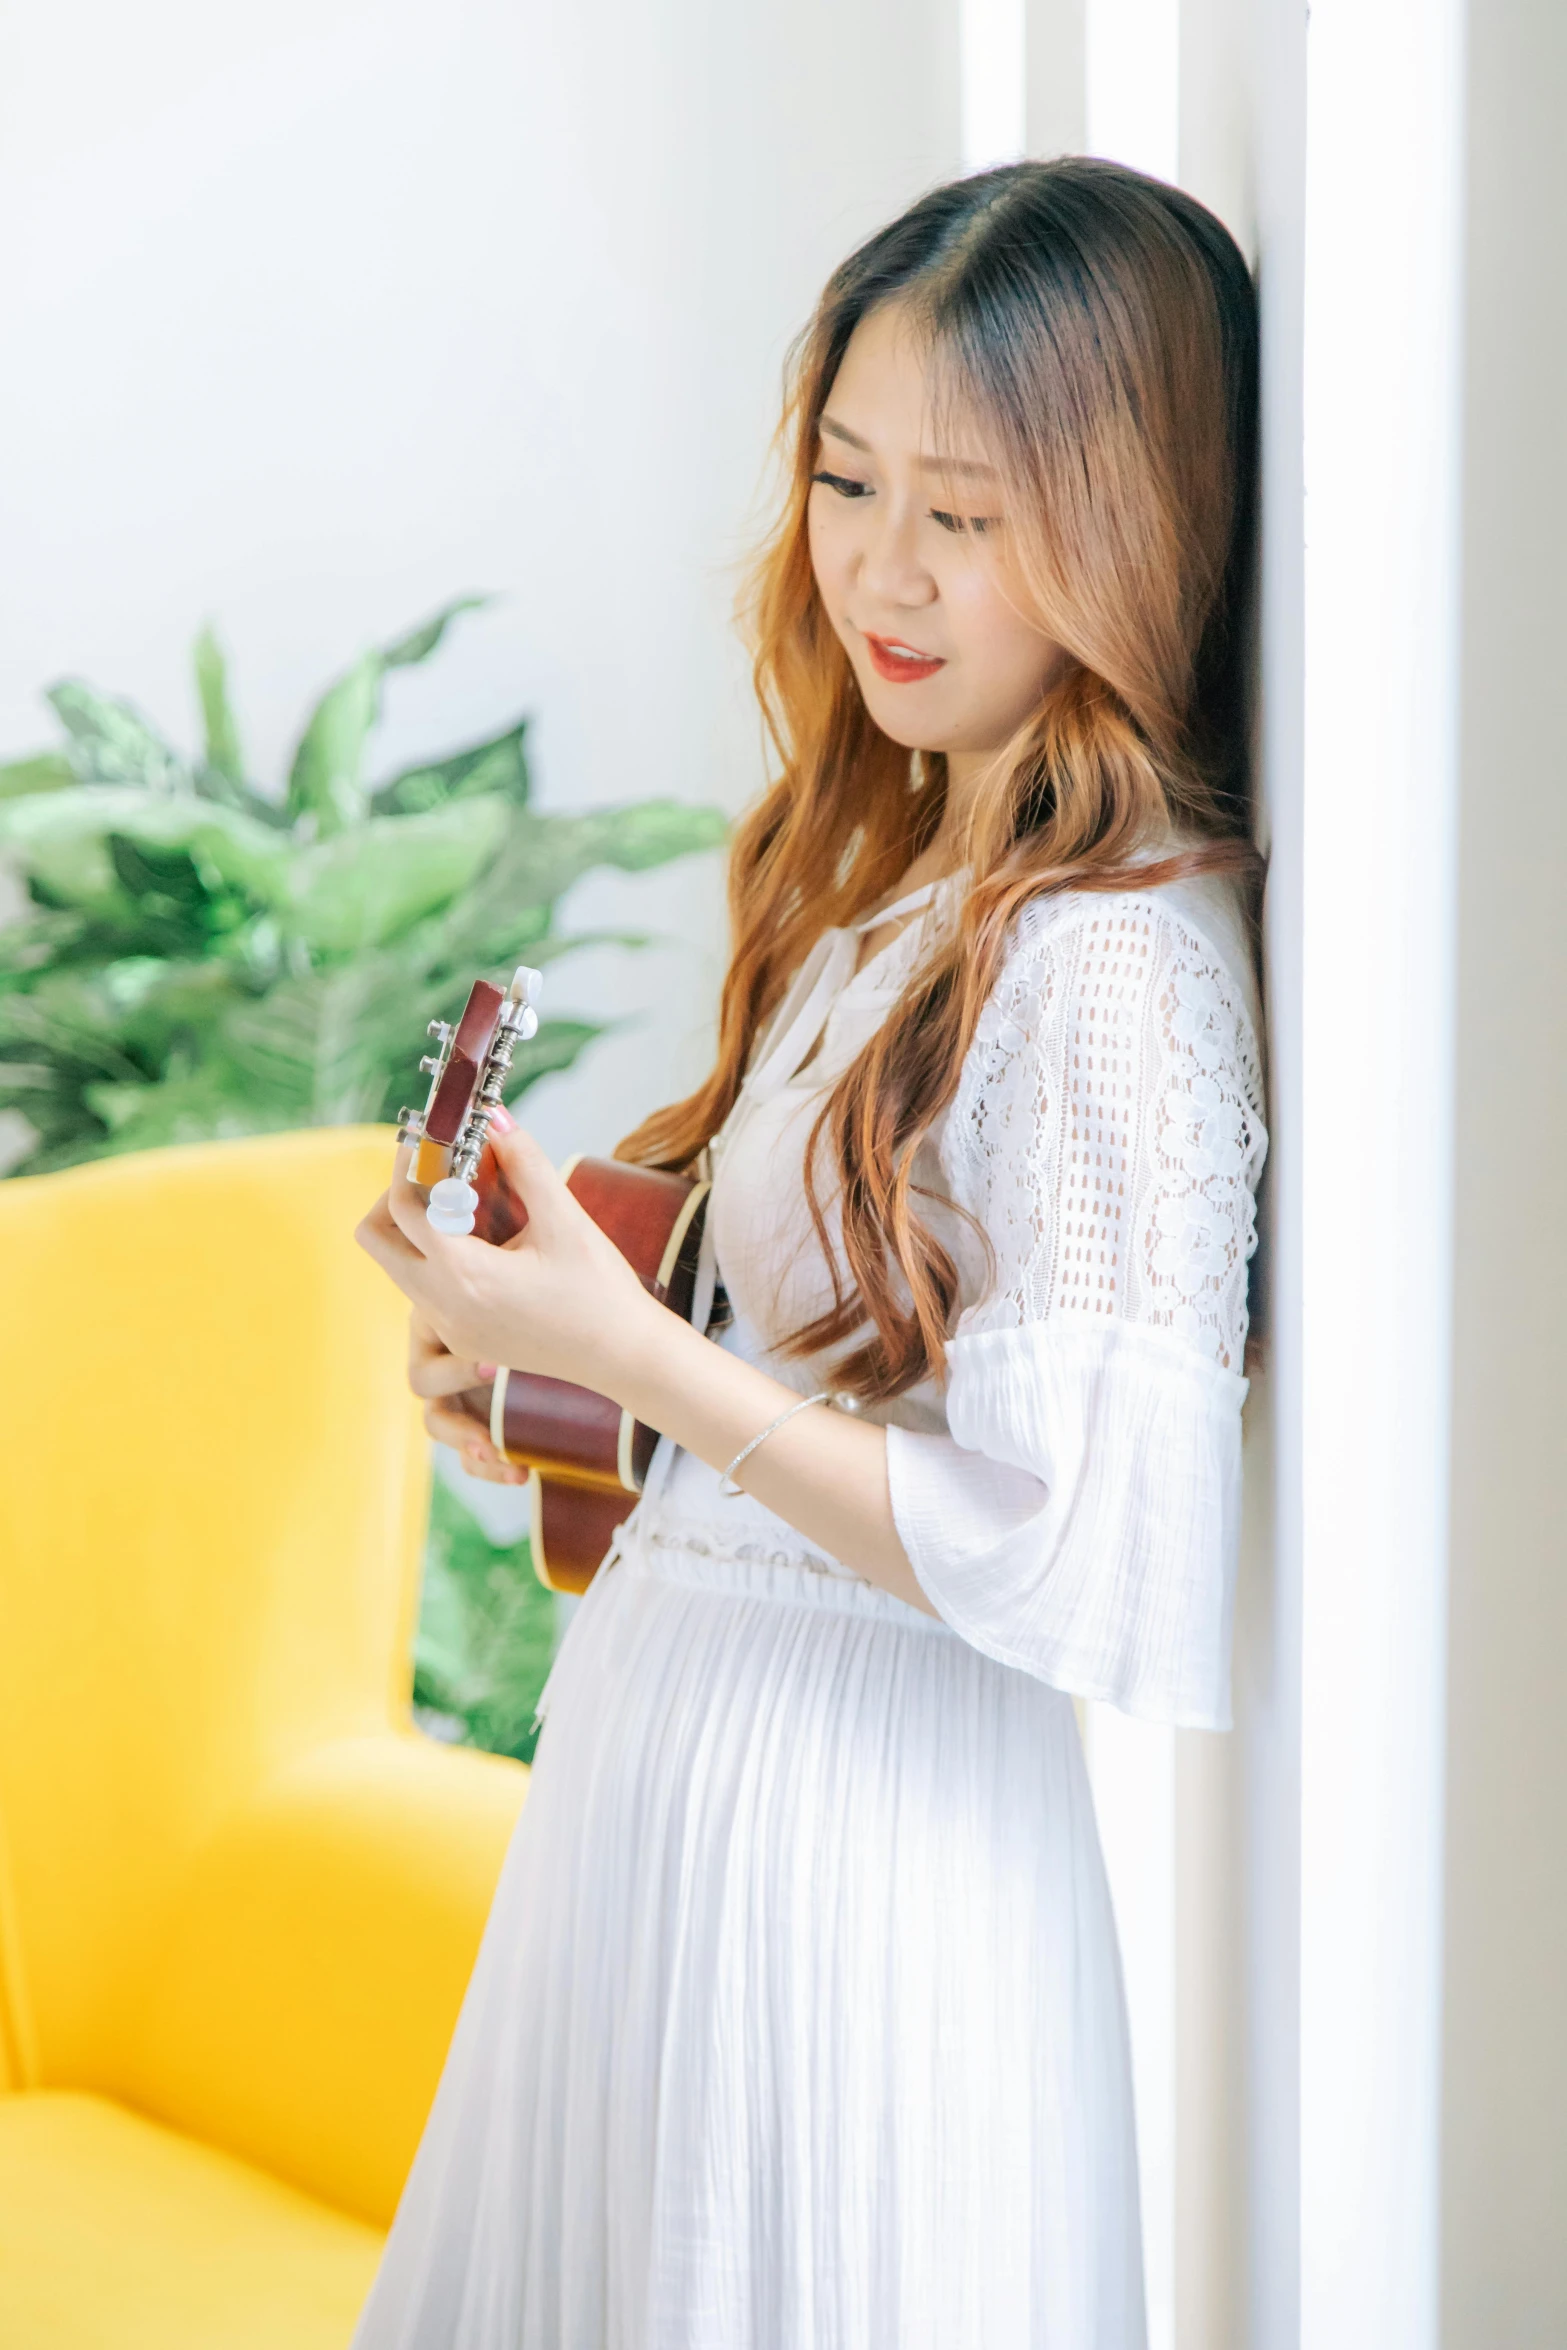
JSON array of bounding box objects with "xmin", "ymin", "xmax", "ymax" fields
[{"xmin": 355, "ymin": 1127, "xmax": 658, "ymax": 1398}]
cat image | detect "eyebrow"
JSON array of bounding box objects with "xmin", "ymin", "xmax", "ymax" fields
[{"xmin": 818, "ymin": 413, "xmax": 999, "ymax": 479}]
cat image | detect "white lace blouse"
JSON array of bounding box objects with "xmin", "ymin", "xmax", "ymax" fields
[{"xmin": 656, "ymin": 870, "xmax": 1268, "ymax": 1732}]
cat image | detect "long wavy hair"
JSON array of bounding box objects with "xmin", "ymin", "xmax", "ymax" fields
[{"xmin": 619, "ymin": 158, "xmax": 1260, "ymax": 1399}]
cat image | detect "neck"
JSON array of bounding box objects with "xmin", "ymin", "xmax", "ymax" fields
[
  {"xmin": 940, "ymin": 747, "xmax": 997, "ymax": 832},
  {"xmin": 907, "ymin": 746, "xmax": 994, "ymax": 884},
  {"xmin": 869, "ymin": 747, "xmax": 1004, "ymax": 919}
]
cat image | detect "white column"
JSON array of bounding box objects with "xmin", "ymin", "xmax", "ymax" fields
[
  {"xmin": 1299, "ymin": 1, "xmax": 1465, "ymax": 2343},
  {"xmin": 1074, "ymin": 15, "xmax": 1186, "ymax": 2346},
  {"xmin": 961, "ymin": 0, "xmax": 1086, "ymax": 176},
  {"xmin": 961, "ymin": 0, "xmax": 1028, "ymax": 167},
  {"xmin": 1174, "ymin": 10, "xmax": 1309, "ymax": 2345},
  {"xmin": 1085, "ymin": 0, "xmax": 1179, "ymax": 181},
  {"xmin": 1439, "ymin": 2, "xmax": 1567, "ymax": 2334}
]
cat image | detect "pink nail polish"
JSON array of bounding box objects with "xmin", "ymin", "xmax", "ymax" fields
[{"xmin": 476, "ymin": 1362, "xmax": 497, "ymax": 1379}]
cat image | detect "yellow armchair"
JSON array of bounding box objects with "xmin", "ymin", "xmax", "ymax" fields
[{"xmin": 0, "ymin": 1128, "xmax": 527, "ymax": 2348}]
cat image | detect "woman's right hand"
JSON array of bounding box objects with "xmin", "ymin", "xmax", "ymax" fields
[{"xmin": 408, "ymin": 1311, "xmax": 526, "ymax": 1484}]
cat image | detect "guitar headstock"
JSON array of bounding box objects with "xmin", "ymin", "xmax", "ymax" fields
[{"xmin": 397, "ymin": 966, "xmax": 542, "ymax": 1235}]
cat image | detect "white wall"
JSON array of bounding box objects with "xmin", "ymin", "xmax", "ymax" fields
[
  {"xmin": 1440, "ymin": 1, "xmax": 1567, "ymax": 2338},
  {"xmin": 0, "ymin": 0, "xmax": 960, "ymax": 1157}
]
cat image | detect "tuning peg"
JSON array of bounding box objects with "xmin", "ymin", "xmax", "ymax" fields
[
  {"xmin": 419, "ymin": 1054, "xmax": 442, "ymax": 1075},
  {"xmin": 426, "ymin": 1176, "xmax": 480, "ymax": 1237},
  {"xmin": 502, "ymin": 967, "xmax": 542, "ymax": 1041},
  {"xmin": 427, "ymin": 1019, "xmax": 453, "ymax": 1043}
]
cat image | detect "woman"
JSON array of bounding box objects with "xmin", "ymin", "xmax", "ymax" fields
[{"xmin": 354, "ymin": 157, "xmax": 1267, "ymax": 2350}]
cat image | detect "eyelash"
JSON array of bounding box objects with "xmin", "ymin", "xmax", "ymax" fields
[{"xmin": 809, "ymin": 470, "xmax": 999, "ymax": 536}]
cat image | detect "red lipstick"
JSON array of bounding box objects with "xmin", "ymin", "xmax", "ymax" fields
[{"xmin": 862, "ymin": 630, "xmax": 946, "ymax": 684}]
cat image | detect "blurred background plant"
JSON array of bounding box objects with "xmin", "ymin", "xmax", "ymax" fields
[
  {"xmin": 0, "ymin": 596, "xmax": 725, "ymax": 1763},
  {"xmin": 0, "ymin": 595, "xmax": 723, "ymax": 1172},
  {"xmin": 412, "ymin": 1475, "xmax": 559, "ymax": 1764}
]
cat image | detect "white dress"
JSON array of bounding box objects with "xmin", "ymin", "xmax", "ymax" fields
[{"xmin": 353, "ymin": 873, "xmax": 1268, "ymax": 2350}]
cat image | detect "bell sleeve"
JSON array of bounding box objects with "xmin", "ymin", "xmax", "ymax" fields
[{"xmin": 884, "ymin": 895, "xmax": 1267, "ymax": 1730}]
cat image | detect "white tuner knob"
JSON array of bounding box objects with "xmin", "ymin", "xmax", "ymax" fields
[
  {"xmin": 426, "ymin": 1176, "xmax": 480, "ymax": 1237},
  {"xmin": 506, "ymin": 965, "xmax": 543, "ymax": 1041}
]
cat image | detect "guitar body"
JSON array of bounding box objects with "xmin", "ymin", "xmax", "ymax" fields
[{"xmin": 397, "ymin": 970, "xmax": 709, "ymax": 1598}]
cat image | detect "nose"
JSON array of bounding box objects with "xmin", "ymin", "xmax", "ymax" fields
[{"xmin": 855, "ymin": 494, "xmax": 937, "ymax": 611}]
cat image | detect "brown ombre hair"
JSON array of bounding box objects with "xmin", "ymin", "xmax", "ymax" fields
[{"xmin": 620, "ymin": 157, "xmax": 1260, "ymax": 1399}]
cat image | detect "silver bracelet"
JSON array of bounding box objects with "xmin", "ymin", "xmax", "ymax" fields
[{"xmin": 718, "ymin": 1390, "xmax": 834, "ymax": 1496}]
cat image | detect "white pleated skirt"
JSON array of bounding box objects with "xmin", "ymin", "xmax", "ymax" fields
[{"xmin": 352, "ymin": 1509, "xmax": 1147, "ymax": 2350}]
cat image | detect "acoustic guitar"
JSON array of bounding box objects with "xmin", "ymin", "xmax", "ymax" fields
[{"xmin": 398, "ymin": 968, "xmax": 710, "ymax": 1593}]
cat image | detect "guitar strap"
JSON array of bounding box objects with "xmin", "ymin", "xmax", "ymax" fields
[{"xmin": 634, "ymin": 1162, "xmax": 721, "ymax": 1517}]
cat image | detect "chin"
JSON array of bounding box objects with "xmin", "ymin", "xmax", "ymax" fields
[
  {"xmin": 857, "ymin": 687, "xmax": 952, "ymax": 754},
  {"xmin": 867, "ymin": 712, "xmax": 932, "ymax": 753}
]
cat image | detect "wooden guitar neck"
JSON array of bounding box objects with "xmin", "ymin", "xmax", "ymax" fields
[{"xmin": 401, "ymin": 971, "xmax": 711, "ymax": 1594}]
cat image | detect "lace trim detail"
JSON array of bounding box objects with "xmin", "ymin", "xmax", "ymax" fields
[
  {"xmin": 944, "ymin": 893, "xmax": 1266, "ymax": 1372},
  {"xmin": 644, "ymin": 1523, "xmax": 855, "ymax": 1582}
]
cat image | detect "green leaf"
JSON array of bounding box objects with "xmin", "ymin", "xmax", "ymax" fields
[
  {"xmin": 381, "ymin": 595, "xmax": 491, "ymax": 671},
  {"xmin": 193, "ymin": 624, "xmax": 247, "ymax": 786},
  {"xmin": 0, "ymin": 905, "xmax": 83, "ymax": 984},
  {"xmin": 0, "ymin": 1098, "xmax": 106, "ymax": 1177},
  {"xmin": 77, "ymin": 1067, "xmax": 295, "ymax": 1159},
  {"xmin": 0, "ymin": 751, "xmax": 74, "ymax": 802},
  {"xmin": 220, "ymin": 958, "xmax": 413, "ymax": 1126},
  {"xmin": 373, "ymin": 718, "xmax": 530, "ymax": 817},
  {"xmin": 282, "ymin": 795, "xmax": 511, "ymax": 956},
  {"xmin": 404, "ymin": 891, "xmax": 554, "ymax": 982},
  {"xmin": 362, "ymin": 799, "xmax": 724, "ymax": 1006},
  {"xmin": 46, "ymin": 681, "xmax": 189, "ymax": 794},
  {"xmin": 512, "ymin": 802, "xmax": 728, "ymax": 899},
  {"xmin": 0, "ymin": 787, "xmax": 290, "ymax": 915},
  {"xmin": 191, "ymin": 767, "xmax": 295, "ymax": 826},
  {"xmin": 284, "ymin": 652, "xmax": 380, "ymax": 837},
  {"xmin": 0, "ymin": 967, "xmax": 157, "ymax": 1082},
  {"xmin": 102, "ymin": 837, "xmax": 222, "ymax": 958},
  {"xmin": 286, "ymin": 603, "xmax": 495, "ymax": 836},
  {"xmin": 413, "ymin": 1476, "xmax": 557, "ymax": 1764},
  {"xmin": 444, "ymin": 801, "xmax": 726, "ymax": 938},
  {"xmin": 81, "ymin": 1079, "xmax": 159, "ymax": 1133},
  {"xmin": 95, "ymin": 955, "xmax": 247, "ymax": 1064}
]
